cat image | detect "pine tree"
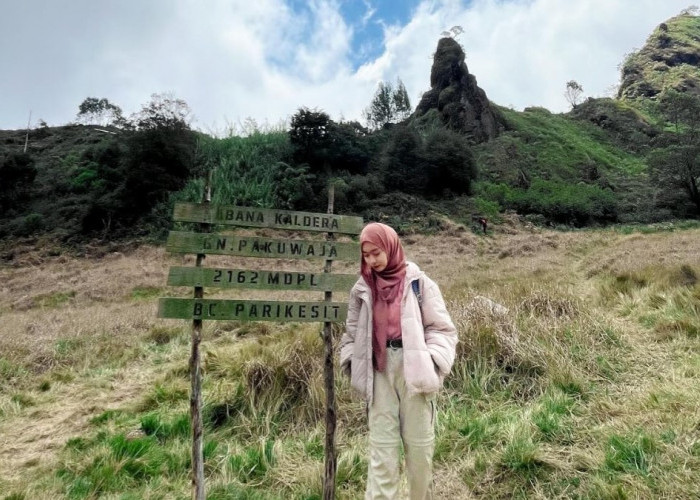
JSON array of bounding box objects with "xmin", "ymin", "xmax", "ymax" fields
[
  {"xmin": 393, "ymin": 79, "xmax": 412, "ymax": 121},
  {"xmin": 363, "ymin": 78, "xmax": 413, "ymax": 130}
]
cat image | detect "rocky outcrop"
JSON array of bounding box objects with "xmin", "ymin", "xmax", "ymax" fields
[
  {"xmin": 413, "ymin": 37, "xmax": 502, "ymax": 143},
  {"xmin": 618, "ymin": 11, "xmax": 700, "ymax": 100}
]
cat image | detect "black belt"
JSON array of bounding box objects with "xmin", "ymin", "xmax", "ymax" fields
[{"xmin": 386, "ymin": 339, "xmax": 403, "ymax": 349}]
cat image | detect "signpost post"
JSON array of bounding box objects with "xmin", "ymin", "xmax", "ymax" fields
[
  {"xmin": 189, "ymin": 188, "xmax": 210, "ymax": 500},
  {"xmin": 322, "ymin": 185, "xmax": 336, "ymax": 500},
  {"xmin": 159, "ymin": 200, "xmax": 362, "ymax": 500}
]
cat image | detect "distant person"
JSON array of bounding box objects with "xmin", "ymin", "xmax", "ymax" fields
[
  {"xmin": 340, "ymin": 222, "xmax": 457, "ymax": 500},
  {"xmin": 478, "ymin": 217, "xmax": 488, "ymax": 234}
]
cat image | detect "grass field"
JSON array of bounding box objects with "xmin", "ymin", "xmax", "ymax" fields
[{"xmin": 0, "ymin": 218, "xmax": 698, "ymax": 499}]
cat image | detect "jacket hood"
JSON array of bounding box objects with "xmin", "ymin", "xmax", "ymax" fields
[{"xmin": 353, "ymin": 261, "xmax": 424, "ymax": 296}]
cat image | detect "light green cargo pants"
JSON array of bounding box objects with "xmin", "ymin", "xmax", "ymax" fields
[{"xmin": 365, "ymin": 347, "xmax": 436, "ymax": 500}]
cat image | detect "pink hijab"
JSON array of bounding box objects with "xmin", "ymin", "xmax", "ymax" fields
[{"xmin": 360, "ymin": 222, "xmax": 407, "ymax": 372}]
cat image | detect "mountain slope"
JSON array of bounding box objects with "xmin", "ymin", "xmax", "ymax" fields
[{"xmin": 618, "ymin": 9, "xmax": 700, "ymax": 99}]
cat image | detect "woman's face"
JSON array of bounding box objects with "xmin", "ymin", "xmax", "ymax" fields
[{"xmin": 362, "ymin": 242, "xmax": 388, "ymax": 273}]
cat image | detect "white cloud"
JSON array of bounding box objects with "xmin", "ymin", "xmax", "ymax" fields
[
  {"xmin": 445, "ymin": 0, "xmax": 692, "ymax": 110},
  {"xmin": 368, "ymin": 0, "xmax": 694, "ymax": 114},
  {"xmin": 0, "ymin": 0, "xmax": 695, "ymax": 131}
]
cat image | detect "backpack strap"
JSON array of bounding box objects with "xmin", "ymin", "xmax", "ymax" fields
[{"xmin": 411, "ymin": 279, "xmax": 423, "ymax": 308}]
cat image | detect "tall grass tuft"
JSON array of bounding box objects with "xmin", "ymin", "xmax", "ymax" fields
[
  {"xmin": 58, "ymin": 433, "xmax": 174, "ymax": 498},
  {"xmin": 140, "ymin": 412, "xmax": 191, "ymax": 441},
  {"xmin": 531, "ymin": 389, "xmax": 577, "ymax": 442},
  {"xmin": 137, "ymin": 380, "xmax": 189, "ymax": 411},
  {"xmin": 597, "ymin": 263, "xmax": 700, "ymax": 339},
  {"xmin": 177, "ymin": 131, "xmax": 293, "ymax": 209},
  {"xmin": 335, "ymin": 449, "xmax": 367, "ymax": 491},
  {"xmin": 227, "ymin": 439, "xmax": 276, "ymax": 483},
  {"xmin": 604, "ymin": 432, "xmax": 658, "ymax": 475},
  {"xmin": 500, "ymin": 432, "xmax": 549, "ymax": 480},
  {"xmin": 203, "ymin": 326, "xmax": 328, "ymax": 437}
]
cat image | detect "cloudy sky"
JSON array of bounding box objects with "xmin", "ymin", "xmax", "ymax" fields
[{"xmin": 0, "ymin": 0, "xmax": 694, "ymax": 133}]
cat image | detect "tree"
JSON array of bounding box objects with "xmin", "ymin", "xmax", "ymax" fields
[
  {"xmin": 393, "ymin": 80, "xmax": 412, "ymax": 122},
  {"xmin": 289, "ymin": 107, "xmax": 333, "ymax": 174},
  {"xmin": 647, "ymin": 90, "xmax": 700, "ymax": 216},
  {"xmin": 379, "ymin": 126, "xmax": 425, "ymax": 194},
  {"xmin": 364, "ymin": 82, "xmax": 393, "ymax": 130},
  {"xmin": 131, "ymin": 92, "xmax": 192, "ymax": 130},
  {"xmin": 658, "ymin": 89, "xmax": 700, "ymax": 134},
  {"xmin": 288, "ymin": 108, "xmax": 376, "ymax": 211},
  {"xmin": 564, "ymin": 80, "xmax": 584, "ymax": 109},
  {"xmin": 326, "ymin": 120, "xmax": 372, "ymax": 175},
  {"xmin": 76, "ymin": 97, "xmax": 124, "ymax": 126},
  {"xmin": 648, "ymin": 145, "xmax": 700, "ymax": 216},
  {"xmin": 79, "ymin": 94, "xmax": 197, "ymax": 234},
  {"xmin": 363, "ymin": 78, "xmax": 413, "ymax": 130}
]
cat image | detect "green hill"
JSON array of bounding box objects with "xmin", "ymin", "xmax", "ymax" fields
[
  {"xmin": 1, "ymin": 10, "xmax": 699, "ymax": 246},
  {"xmin": 618, "ymin": 8, "xmax": 700, "ymax": 99}
]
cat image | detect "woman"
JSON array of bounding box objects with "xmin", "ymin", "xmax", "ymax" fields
[{"xmin": 339, "ymin": 222, "xmax": 458, "ymax": 500}]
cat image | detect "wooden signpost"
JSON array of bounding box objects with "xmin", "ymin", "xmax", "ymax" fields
[{"xmin": 159, "ymin": 200, "xmax": 362, "ymax": 500}]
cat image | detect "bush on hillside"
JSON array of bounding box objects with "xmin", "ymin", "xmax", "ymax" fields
[
  {"xmin": 569, "ymin": 98, "xmax": 657, "ymax": 152},
  {"xmin": 477, "ymin": 179, "xmax": 618, "ymax": 226},
  {"xmin": 273, "ymin": 162, "xmax": 315, "ymax": 210},
  {"xmin": 0, "ymin": 152, "xmax": 37, "ymax": 213},
  {"xmin": 422, "ymin": 128, "xmax": 477, "ymax": 195},
  {"xmin": 379, "ymin": 126, "xmax": 426, "ymax": 194},
  {"xmin": 378, "ymin": 125, "xmax": 477, "ymax": 197},
  {"xmin": 326, "ymin": 121, "xmax": 373, "ymax": 175},
  {"xmin": 361, "ymin": 192, "xmax": 432, "ymax": 233},
  {"xmin": 80, "ymin": 126, "xmax": 196, "ymax": 235},
  {"xmin": 336, "ymin": 173, "xmax": 386, "ymax": 213},
  {"xmin": 289, "ymin": 108, "xmax": 375, "ymax": 175}
]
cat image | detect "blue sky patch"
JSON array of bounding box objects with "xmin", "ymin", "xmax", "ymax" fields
[
  {"xmin": 340, "ymin": 0, "xmax": 422, "ymax": 67},
  {"xmin": 281, "ymin": 1, "xmax": 424, "ymax": 69}
]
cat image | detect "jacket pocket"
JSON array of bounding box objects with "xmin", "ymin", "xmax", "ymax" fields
[{"xmin": 403, "ymin": 349, "xmax": 440, "ymax": 393}]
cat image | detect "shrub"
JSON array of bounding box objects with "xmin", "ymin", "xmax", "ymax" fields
[
  {"xmin": 336, "ymin": 173, "xmax": 385, "ymax": 213},
  {"xmin": 478, "ymin": 179, "xmax": 618, "ymax": 226},
  {"xmin": 80, "ymin": 123, "xmax": 196, "ymax": 235},
  {"xmin": 379, "ymin": 126, "xmax": 426, "ymax": 194},
  {"xmin": 422, "ymin": 128, "xmax": 477, "ymax": 195},
  {"xmin": 0, "ymin": 152, "xmax": 37, "ymax": 211},
  {"xmin": 11, "ymin": 213, "xmax": 44, "ymax": 236}
]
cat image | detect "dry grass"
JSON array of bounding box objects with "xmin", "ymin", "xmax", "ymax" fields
[{"xmin": 0, "ymin": 222, "xmax": 699, "ymax": 498}]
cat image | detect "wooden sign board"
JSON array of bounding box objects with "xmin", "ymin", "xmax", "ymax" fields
[
  {"xmin": 173, "ymin": 203, "xmax": 363, "ymax": 235},
  {"xmin": 159, "ymin": 298, "xmax": 348, "ymax": 322},
  {"xmin": 168, "ymin": 267, "xmax": 358, "ymax": 291},
  {"xmin": 164, "ymin": 201, "xmax": 355, "ymax": 500},
  {"xmin": 167, "ymin": 232, "xmax": 360, "ymax": 261}
]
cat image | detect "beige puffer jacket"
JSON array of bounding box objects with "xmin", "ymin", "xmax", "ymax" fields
[{"xmin": 339, "ymin": 262, "xmax": 458, "ymax": 405}]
